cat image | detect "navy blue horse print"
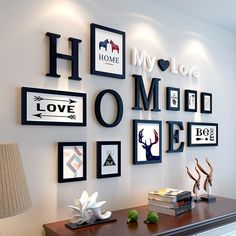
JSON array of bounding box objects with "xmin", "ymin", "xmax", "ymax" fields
[
  {"xmin": 138, "ymin": 129, "xmax": 160, "ymax": 161},
  {"xmin": 99, "ymin": 39, "xmax": 109, "ymax": 51}
]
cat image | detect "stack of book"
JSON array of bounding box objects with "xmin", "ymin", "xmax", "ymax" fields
[{"xmin": 148, "ymin": 188, "xmax": 193, "ymax": 216}]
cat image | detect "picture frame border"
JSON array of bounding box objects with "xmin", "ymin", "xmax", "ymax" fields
[
  {"xmin": 133, "ymin": 119, "xmax": 162, "ymax": 165},
  {"xmin": 185, "ymin": 89, "xmax": 198, "ymax": 112},
  {"xmin": 187, "ymin": 122, "xmax": 218, "ymax": 147},
  {"xmin": 21, "ymin": 87, "xmax": 87, "ymax": 126},
  {"xmin": 90, "ymin": 23, "xmax": 126, "ymax": 79},
  {"xmin": 201, "ymin": 92, "xmax": 212, "ymax": 114},
  {"xmin": 58, "ymin": 142, "xmax": 87, "ymax": 183},
  {"xmin": 96, "ymin": 141, "xmax": 121, "ymax": 178},
  {"xmin": 166, "ymin": 87, "xmax": 180, "ymax": 111}
]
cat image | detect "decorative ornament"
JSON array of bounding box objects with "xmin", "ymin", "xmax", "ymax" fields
[
  {"xmin": 127, "ymin": 209, "xmax": 138, "ymax": 223},
  {"xmin": 186, "ymin": 165, "xmax": 201, "ymax": 202},
  {"xmin": 144, "ymin": 211, "xmax": 159, "ymax": 224},
  {"xmin": 68, "ymin": 191, "xmax": 112, "ymax": 225},
  {"xmin": 195, "ymin": 158, "xmax": 216, "ymax": 201}
]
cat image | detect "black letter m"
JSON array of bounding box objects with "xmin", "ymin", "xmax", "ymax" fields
[{"xmin": 132, "ymin": 74, "xmax": 161, "ymax": 111}]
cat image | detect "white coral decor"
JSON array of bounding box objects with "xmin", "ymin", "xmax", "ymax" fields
[{"xmin": 69, "ymin": 191, "xmax": 112, "ymax": 225}]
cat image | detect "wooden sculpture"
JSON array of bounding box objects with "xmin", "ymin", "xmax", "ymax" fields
[
  {"xmin": 186, "ymin": 166, "xmax": 201, "ymax": 201},
  {"xmin": 195, "ymin": 158, "xmax": 216, "ymax": 201}
]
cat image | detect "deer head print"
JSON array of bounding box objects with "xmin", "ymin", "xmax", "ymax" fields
[{"xmin": 138, "ymin": 129, "xmax": 160, "ymax": 161}]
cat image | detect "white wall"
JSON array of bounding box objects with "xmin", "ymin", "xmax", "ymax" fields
[{"xmin": 0, "ymin": 0, "xmax": 236, "ymax": 235}]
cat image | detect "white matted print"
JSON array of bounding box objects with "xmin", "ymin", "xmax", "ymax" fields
[
  {"xmin": 187, "ymin": 122, "xmax": 218, "ymax": 146},
  {"xmin": 201, "ymin": 92, "xmax": 212, "ymax": 113},
  {"xmin": 58, "ymin": 142, "xmax": 86, "ymax": 183},
  {"xmin": 91, "ymin": 23, "xmax": 125, "ymax": 79},
  {"xmin": 21, "ymin": 87, "xmax": 86, "ymax": 126},
  {"xmin": 133, "ymin": 120, "xmax": 162, "ymax": 164},
  {"xmin": 97, "ymin": 141, "xmax": 121, "ymax": 178}
]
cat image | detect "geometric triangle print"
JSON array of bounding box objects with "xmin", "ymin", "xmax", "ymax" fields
[{"xmin": 103, "ymin": 153, "xmax": 116, "ymax": 166}]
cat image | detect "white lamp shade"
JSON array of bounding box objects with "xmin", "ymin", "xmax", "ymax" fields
[{"xmin": 0, "ymin": 143, "xmax": 31, "ymax": 219}]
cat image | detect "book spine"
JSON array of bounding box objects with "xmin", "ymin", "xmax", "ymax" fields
[
  {"xmin": 176, "ymin": 192, "xmax": 191, "ymax": 201},
  {"xmin": 175, "ymin": 203, "xmax": 192, "ymax": 215},
  {"xmin": 175, "ymin": 197, "xmax": 192, "ymax": 207}
]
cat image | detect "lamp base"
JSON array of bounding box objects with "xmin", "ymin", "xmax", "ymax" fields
[
  {"xmin": 65, "ymin": 217, "xmax": 117, "ymax": 229},
  {"xmin": 200, "ymin": 194, "xmax": 216, "ymax": 202}
]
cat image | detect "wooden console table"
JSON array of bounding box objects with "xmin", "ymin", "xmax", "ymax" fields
[{"xmin": 43, "ymin": 196, "xmax": 236, "ymax": 236}]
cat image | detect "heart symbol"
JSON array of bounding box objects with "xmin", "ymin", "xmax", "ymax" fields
[{"xmin": 157, "ymin": 59, "xmax": 170, "ymax": 71}]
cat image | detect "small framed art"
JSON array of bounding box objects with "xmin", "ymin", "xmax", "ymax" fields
[
  {"xmin": 201, "ymin": 92, "xmax": 212, "ymax": 113},
  {"xmin": 90, "ymin": 23, "xmax": 125, "ymax": 79},
  {"xmin": 58, "ymin": 142, "xmax": 86, "ymax": 183},
  {"xmin": 187, "ymin": 122, "xmax": 218, "ymax": 147},
  {"xmin": 133, "ymin": 120, "xmax": 162, "ymax": 165},
  {"xmin": 21, "ymin": 87, "xmax": 87, "ymax": 126},
  {"xmin": 97, "ymin": 141, "xmax": 121, "ymax": 178},
  {"xmin": 185, "ymin": 89, "xmax": 197, "ymax": 112},
  {"xmin": 166, "ymin": 87, "xmax": 180, "ymax": 111}
]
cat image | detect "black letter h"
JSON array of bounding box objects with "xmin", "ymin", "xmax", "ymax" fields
[{"xmin": 46, "ymin": 32, "xmax": 82, "ymax": 80}]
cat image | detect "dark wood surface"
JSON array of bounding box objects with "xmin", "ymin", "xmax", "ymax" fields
[{"xmin": 43, "ymin": 196, "xmax": 236, "ymax": 236}]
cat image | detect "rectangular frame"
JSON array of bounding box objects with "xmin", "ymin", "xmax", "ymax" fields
[
  {"xmin": 201, "ymin": 92, "xmax": 212, "ymax": 114},
  {"xmin": 90, "ymin": 23, "xmax": 125, "ymax": 79},
  {"xmin": 97, "ymin": 141, "xmax": 121, "ymax": 178},
  {"xmin": 185, "ymin": 89, "xmax": 197, "ymax": 112},
  {"xmin": 166, "ymin": 87, "xmax": 180, "ymax": 111},
  {"xmin": 133, "ymin": 120, "xmax": 162, "ymax": 165},
  {"xmin": 187, "ymin": 122, "xmax": 218, "ymax": 147},
  {"xmin": 58, "ymin": 142, "xmax": 87, "ymax": 183},
  {"xmin": 21, "ymin": 87, "xmax": 86, "ymax": 126}
]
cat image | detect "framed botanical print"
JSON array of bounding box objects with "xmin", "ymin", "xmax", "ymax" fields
[
  {"xmin": 185, "ymin": 89, "xmax": 197, "ymax": 112},
  {"xmin": 133, "ymin": 120, "xmax": 162, "ymax": 165},
  {"xmin": 58, "ymin": 142, "xmax": 86, "ymax": 183},
  {"xmin": 187, "ymin": 122, "xmax": 218, "ymax": 147},
  {"xmin": 97, "ymin": 141, "xmax": 121, "ymax": 178},
  {"xmin": 201, "ymin": 92, "xmax": 212, "ymax": 113},
  {"xmin": 166, "ymin": 87, "xmax": 180, "ymax": 111},
  {"xmin": 90, "ymin": 23, "xmax": 125, "ymax": 79},
  {"xmin": 21, "ymin": 87, "xmax": 87, "ymax": 126}
]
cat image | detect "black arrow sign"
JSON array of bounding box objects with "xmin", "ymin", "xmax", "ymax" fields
[
  {"xmin": 33, "ymin": 113, "xmax": 76, "ymax": 120},
  {"xmin": 34, "ymin": 96, "xmax": 76, "ymax": 104}
]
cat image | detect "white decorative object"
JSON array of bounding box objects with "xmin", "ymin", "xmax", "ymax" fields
[{"xmin": 68, "ymin": 191, "xmax": 112, "ymax": 225}]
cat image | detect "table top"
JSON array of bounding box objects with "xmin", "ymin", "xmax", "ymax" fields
[{"xmin": 43, "ymin": 196, "xmax": 236, "ymax": 236}]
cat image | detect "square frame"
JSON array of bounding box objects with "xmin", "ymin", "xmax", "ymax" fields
[
  {"xmin": 133, "ymin": 120, "xmax": 162, "ymax": 165},
  {"xmin": 97, "ymin": 141, "xmax": 121, "ymax": 178},
  {"xmin": 90, "ymin": 23, "xmax": 126, "ymax": 79},
  {"xmin": 21, "ymin": 87, "xmax": 87, "ymax": 126},
  {"xmin": 187, "ymin": 122, "xmax": 218, "ymax": 147},
  {"xmin": 166, "ymin": 87, "xmax": 180, "ymax": 111},
  {"xmin": 58, "ymin": 142, "xmax": 86, "ymax": 183},
  {"xmin": 201, "ymin": 92, "xmax": 212, "ymax": 113},
  {"xmin": 185, "ymin": 89, "xmax": 197, "ymax": 112}
]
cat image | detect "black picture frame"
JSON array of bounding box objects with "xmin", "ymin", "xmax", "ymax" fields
[
  {"xmin": 201, "ymin": 92, "xmax": 212, "ymax": 114},
  {"xmin": 58, "ymin": 142, "xmax": 87, "ymax": 183},
  {"xmin": 90, "ymin": 23, "xmax": 126, "ymax": 79},
  {"xmin": 166, "ymin": 87, "xmax": 180, "ymax": 111},
  {"xmin": 97, "ymin": 141, "xmax": 121, "ymax": 178},
  {"xmin": 187, "ymin": 122, "xmax": 218, "ymax": 147},
  {"xmin": 21, "ymin": 87, "xmax": 86, "ymax": 126},
  {"xmin": 185, "ymin": 89, "xmax": 197, "ymax": 112},
  {"xmin": 133, "ymin": 120, "xmax": 162, "ymax": 165}
]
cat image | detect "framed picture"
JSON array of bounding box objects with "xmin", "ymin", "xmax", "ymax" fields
[
  {"xmin": 187, "ymin": 122, "xmax": 218, "ymax": 147},
  {"xmin": 97, "ymin": 141, "xmax": 121, "ymax": 178},
  {"xmin": 185, "ymin": 89, "xmax": 197, "ymax": 112},
  {"xmin": 58, "ymin": 142, "xmax": 86, "ymax": 183},
  {"xmin": 201, "ymin": 92, "xmax": 212, "ymax": 113},
  {"xmin": 166, "ymin": 87, "xmax": 180, "ymax": 111},
  {"xmin": 133, "ymin": 120, "xmax": 162, "ymax": 164},
  {"xmin": 21, "ymin": 87, "xmax": 86, "ymax": 126},
  {"xmin": 90, "ymin": 23, "xmax": 125, "ymax": 79}
]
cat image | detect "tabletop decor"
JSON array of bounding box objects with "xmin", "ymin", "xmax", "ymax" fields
[{"xmin": 66, "ymin": 191, "xmax": 115, "ymax": 229}]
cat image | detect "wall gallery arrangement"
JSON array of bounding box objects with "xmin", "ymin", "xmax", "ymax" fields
[{"xmin": 20, "ymin": 23, "xmax": 218, "ymax": 182}]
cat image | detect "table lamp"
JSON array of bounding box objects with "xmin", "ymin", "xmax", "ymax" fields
[{"xmin": 0, "ymin": 143, "xmax": 31, "ymax": 219}]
